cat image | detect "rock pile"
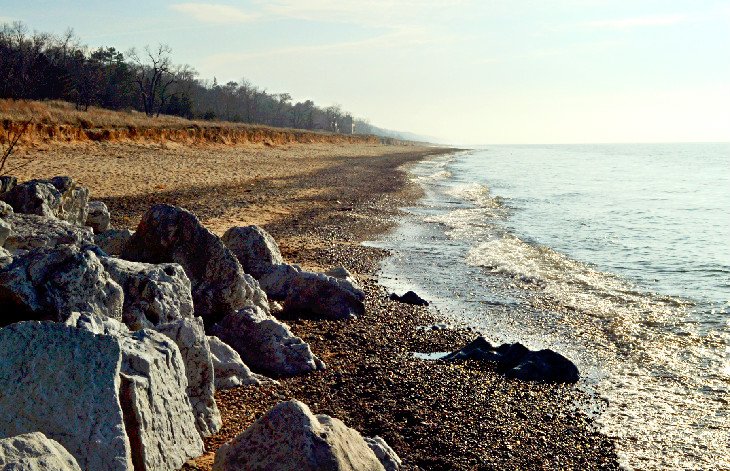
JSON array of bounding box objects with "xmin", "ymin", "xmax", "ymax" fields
[
  {"xmin": 0, "ymin": 176, "xmax": 385, "ymax": 470},
  {"xmin": 224, "ymin": 224, "xmax": 365, "ymax": 320}
]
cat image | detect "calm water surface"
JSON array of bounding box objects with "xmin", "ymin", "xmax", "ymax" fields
[{"xmin": 367, "ymin": 143, "xmax": 730, "ymax": 470}]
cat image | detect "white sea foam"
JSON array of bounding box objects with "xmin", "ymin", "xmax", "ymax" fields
[{"xmin": 387, "ymin": 144, "xmax": 730, "ymax": 470}]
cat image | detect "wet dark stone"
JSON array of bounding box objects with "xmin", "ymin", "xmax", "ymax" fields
[
  {"xmin": 444, "ymin": 336, "xmax": 579, "ymax": 384},
  {"xmin": 389, "ymin": 290, "xmax": 429, "ymax": 306}
]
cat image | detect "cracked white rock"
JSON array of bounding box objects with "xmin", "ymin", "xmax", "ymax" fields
[
  {"xmin": 99, "ymin": 255, "xmax": 194, "ymax": 330},
  {"xmin": 0, "ymin": 321, "xmax": 132, "ymax": 471},
  {"xmin": 364, "ymin": 436, "xmax": 402, "ymax": 471},
  {"xmin": 222, "ymin": 225, "xmax": 284, "ymax": 279},
  {"xmin": 155, "ymin": 317, "xmax": 222, "ymax": 437},
  {"xmin": 68, "ymin": 313, "xmax": 205, "ymax": 470},
  {"xmin": 2, "ymin": 213, "xmax": 94, "ymax": 251},
  {"xmin": 0, "ymin": 176, "xmax": 89, "ymax": 225},
  {"xmin": 0, "ymin": 245, "xmax": 123, "ymax": 326},
  {"xmin": 94, "ymin": 228, "xmax": 133, "ymax": 256}
]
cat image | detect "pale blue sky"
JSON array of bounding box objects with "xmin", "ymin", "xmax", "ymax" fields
[{"xmin": 2, "ymin": 0, "xmax": 729, "ymax": 144}]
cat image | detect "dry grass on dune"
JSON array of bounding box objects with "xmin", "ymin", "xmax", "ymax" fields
[
  {"xmin": 0, "ymin": 99, "xmax": 387, "ymax": 147},
  {"xmin": 0, "ymin": 99, "xmax": 196, "ymax": 129}
]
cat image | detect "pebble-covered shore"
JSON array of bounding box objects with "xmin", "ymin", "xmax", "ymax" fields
[{"xmin": 175, "ymin": 147, "xmax": 620, "ymax": 470}]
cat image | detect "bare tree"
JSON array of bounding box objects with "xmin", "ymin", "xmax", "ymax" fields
[
  {"xmin": 128, "ymin": 44, "xmax": 176, "ymax": 117},
  {"xmin": 0, "ymin": 118, "xmax": 33, "ymax": 176}
]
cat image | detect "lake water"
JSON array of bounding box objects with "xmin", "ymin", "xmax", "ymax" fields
[{"xmin": 367, "ymin": 143, "xmax": 730, "ymax": 470}]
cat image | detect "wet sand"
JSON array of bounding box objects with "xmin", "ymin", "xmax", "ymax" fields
[{"xmin": 15, "ymin": 141, "xmax": 619, "ymax": 470}]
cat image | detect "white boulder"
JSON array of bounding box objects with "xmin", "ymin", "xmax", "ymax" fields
[
  {"xmin": 284, "ymin": 271, "xmax": 365, "ymax": 320},
  {"xmin": 0, "ymin": 245, "xmax": 123, "ymax": 326},
  {"xmin": 67, "ymin": 313, "xmax": 205, "ymax": 470},
  {"xmin": 0, "ymin": 217, "xmax": 9, "ymax": 246},
  {"xmin": 99, "ymin": 256, "xmax": 193, "ymax": 330},
  {"xmin": 122, "ymin": 204, "xmax": 269, "ymax": 329},
  {"xmin": 222, "ymin": 225, "xmax": 284, "ymax": 278},
  {"xmin": 0, "ymin": 432, "xmax": 83, "ymax": 471},
  {"xmin": 0, "ymin": 321, "xmax": 132, "ymax": 471},
  {"xmin": 364, "ymin": 436, "xmax": 402, "ymax": 471},
  {"xmin": 94, "ymin": 228, "xmax": 133, "ymax": 256},
  {"xmin": 0, "ymin": 247, "xmax": 11, "ymax": 269},
  {"xmin": 213, "ymin": 400, "xmax": 384, "ymax": 471},
  {"xmin": 0, "ymin": 176, "xmax": 89, "ymax": 225}
]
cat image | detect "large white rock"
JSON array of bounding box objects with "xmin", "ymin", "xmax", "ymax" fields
[
  {"xmin": 0, "ymin": 321, "xmax": 132, "ymax": 471},
  {"xmin": 86, "ymin": 200, "xmax": 111, "ymax": 233},
  {"xmin": 0, "ymin": 245, "xmax": 123, "ymax": 326},
  {"xmin": 222, "ymin": 225, "xmax": 284, "ymax": 279},
  {"xmin": 99, "ymin": 256, "xmax": 194, "ymax": 330},
  {"xmin": 0, "ymin": 432, "xmax": 83, "ymax": 471},
  {"xmin": 2, "ymin": 213, "xmax": 94, "ymax": 251},
  {"xmin": 207, "ymin": 335, "xmax": 272, "ymax": 390},
  {"xmin": 211, "ymin": 306, "xmax": 324, "ymax": 377},
  {"xmin": 0, "ymin": 177, "xmax": 89, "ymax": 225},
  {"xmin": 213, "ymin": 400, "xmax": 384, "ymax": 471},
  {"xmin": 68, "ymin": 313, "xmax": 205, "ymax": 470},
  {"xmin": 155, "ymin": 317, "xmax": 222, "ymax": 437},
  {"xmin": 122, "ymin": 204, "xmax": 269, "ymax": 329}
]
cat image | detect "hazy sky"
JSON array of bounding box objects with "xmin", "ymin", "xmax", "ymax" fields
[{"xmin": 2, "ymin": 0, "xmax": 729, "ymax": 144}]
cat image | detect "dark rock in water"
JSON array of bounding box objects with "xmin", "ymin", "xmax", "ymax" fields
[
  {"xmin": 444, "ymin": 336, "xmax": 579, "ymax": 383},
  {"xmin": 505, "ymin": 349, "xmax": 580, "ymax": 383},
  {"xmin": 389, "ymin": 291, "xmax": 429, "ymax": 307}
]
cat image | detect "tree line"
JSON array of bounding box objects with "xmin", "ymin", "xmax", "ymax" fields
[{"xmin": 0, "ymin": 22, "xmax": 363, "ymax": 134}]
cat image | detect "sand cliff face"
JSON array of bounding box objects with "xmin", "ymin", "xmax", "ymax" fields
[{"xmin": 0, "ymin": 99, "xmax": 405, "ymax": 147}]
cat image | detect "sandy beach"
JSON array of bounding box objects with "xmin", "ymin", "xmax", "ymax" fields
[{"xmin": 12, "ymin": 140, "xmax": 620, "ymax": 470}]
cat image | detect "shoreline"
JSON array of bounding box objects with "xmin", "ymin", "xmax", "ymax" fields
[
  {"xmin": 11, "ymin": 140, "xmax": 619, "ymax": 469},
  {"xmin": 184, "ymin": 145, "xmax": 620, "ymax": 469}
]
